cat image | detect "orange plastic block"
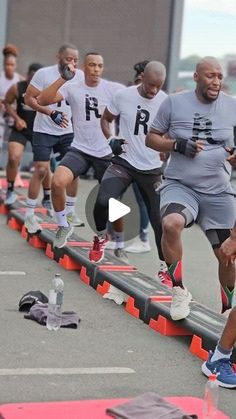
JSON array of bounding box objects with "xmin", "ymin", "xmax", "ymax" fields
[
  {"xmin": 7, "ymin": 217, "xmax": 22, "ymax": 231},
  {"xmin": 0, "ymin": 203, "xmax": 8, "ymax": 214},
  {"xmin": 125, "ymin": 296, "xmax": 140, "ymax": 318},
  {"xmin": 189, "ymin": 335, "xmax": 209, "ymax": 361},
  {"xmin": 149, "ymin": 314, "xmax": 192, "ymax": 336},
  {"xmin": 28, "ymin": 235, "xmax": 46, "ymax": 249},
  {"xmin": 21, "ymin": 225, "xmax": 28, "ymax": 239},
  {"xmin": 79, "ymin": 266, "xmax": 90, "ymax": 285},
  {"xmin": 98, "ymin": 265, "xmax": 136, "ymax": 271},
  {"xmin": 96, "ymin": 281, "xmax": 111, "ymax": 295},
  {"xmin": 45, "ymin": 243, "xmax": 54, "ymax": 259},
  {"xmin": 58, "ymin": 254, "xmax": 81, "ymax": 270}
]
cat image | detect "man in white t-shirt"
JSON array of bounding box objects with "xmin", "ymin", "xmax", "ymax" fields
[
  {"xmin": 89, "ymin": 61, "xmax": 167, "ymax": 272},
  {"xmin": 23, "ymin": 44, "xmax": 84, "ymax": 233},
  {"xmin": 37, "ymin": 52, "xmax": 124, "ymax": 248}
]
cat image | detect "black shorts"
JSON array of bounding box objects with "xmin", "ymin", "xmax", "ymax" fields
[
  {"xmin": 32, "ymin": 131, "xmax": 73, "ymax": 162},
  {"xmin": 8, "ymin": 128, "xmax": 33, "ymax": 146},
  {"xmin": 60, "ymin": 147, "xmax": 112, "ymax": 182}
]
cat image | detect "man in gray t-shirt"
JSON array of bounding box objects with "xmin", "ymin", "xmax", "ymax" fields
[{"xmin": 145, "ymin": 56, "xmax": 236, "ymax": 322}]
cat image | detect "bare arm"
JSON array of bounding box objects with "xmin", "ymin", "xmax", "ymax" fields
[
  {"xmin": 5, "ymin": 84, "xmax": 27, "ymax": 130},
  {"xmin": 145, "ymin": 128, "xmax": 176, "ymax": 152},
  {"xmin": 37, "ymin": 78, "xmax": 65, "ymax": 106},
  {"xmin": 100, "ymin": 107, "xmax": 116, "ymax": 139},
  {"xmin": 24, "ymin": 84, "xmax": 54, "ymax": 116}
]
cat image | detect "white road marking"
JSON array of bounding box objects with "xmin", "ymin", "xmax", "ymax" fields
[
  {"xmin": 0, "ymin": 367, "xmax": 135, "ymax": 376},
  {"xmin": 0, "ymin": 271, "xmax": 26, "ymax": 275}
]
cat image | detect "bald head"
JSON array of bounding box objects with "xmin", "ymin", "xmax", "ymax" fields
[
  {"xmin": 139, "ymin": 61, "xmax": 166, "ymax": 99},
  {"xmin": 194, "ymin": 56, "xmax": 223, "ymax": 103},
  {"xmin": 144, "ymin": 61, "xmax": 166, "ymax": 80},
  {"xmin": 195, "ymin": 56, "xmax": 222, "ymax": 73}
]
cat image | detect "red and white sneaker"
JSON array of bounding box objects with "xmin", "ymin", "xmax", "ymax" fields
[
  {"xmin": 89, "ymin": 234, "xmax": 109, "ymax": 263},
  {"xmin": 156, "ymin": 269, "xmax": 173, "ymax": 288}
]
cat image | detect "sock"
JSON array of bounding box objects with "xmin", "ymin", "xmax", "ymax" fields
[
  {"xmin": 168, "ymin": 260, "xmax": 184, "ymax": 288},
  {"xmin": 43, "ymin": 188, "xmax": 51, "ymax": 201},
  {"xmin": 140, "ymin": 228, "xmax": 148, "ymax": 242},
  {"xmin": 221, "ymin": 284, "xmax": 235, "ymax": 313},
  {"xmin": 65, "ymin": 196, "xmax": 77, "ymax": 215},
  {"xmin": 113, "ymin": 230, "xmax": 124, "ymax": 249},
  {"xmin": 26, "ymin": 198, "xmax": 37, "ymax": 217},
  {"xmin": 211, "ymin": 343, "xmax": 232, "ymax": 362},
  {"xmin": 55, "ymin": 209, "xmax": 69, "ymax": 227},
  {"xmin": 7, "ymin": 181, "xmax": 14, "ymax": 192}
]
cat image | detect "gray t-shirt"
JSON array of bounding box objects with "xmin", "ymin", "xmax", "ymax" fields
[{"xmin": 151, "ymin": 90, "xmax": 236, "ymax": 194}]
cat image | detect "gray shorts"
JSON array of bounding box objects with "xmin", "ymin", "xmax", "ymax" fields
[{"xmin": 160, "ymin": 180, "xmax": 236, "ymax": 232}]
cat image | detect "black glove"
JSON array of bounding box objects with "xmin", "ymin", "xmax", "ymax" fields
[
  {"xmin": 173, "ymin": 138, "xmax": 198, "ymax": 158},
  {"xmin": 109, "ymin": 137, "xmax": 126, "ymax": 156},
  {"xmin": 50, "ymin": 110, "xmax": 64, "ymax": 126},
  {"xmin": 60, "ymin": 64, "xmax": 75, "ymax": 81}
]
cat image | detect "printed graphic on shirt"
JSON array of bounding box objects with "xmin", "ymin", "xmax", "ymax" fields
[
  {"xmin": 192, "ymin": 113, "xmax": 218, "ymax": 144},
  {"xmin": 134, "ymin": 105, "xmax": 150, "ymax": 135},
  {"xmin": 85, "ymin": 95, "xmax": 102, "ymax": 120}
]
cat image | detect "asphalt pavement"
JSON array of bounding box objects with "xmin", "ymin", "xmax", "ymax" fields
[{"xmin": 0, "ymin": 177, "xmax": 235, "ymax": 418}]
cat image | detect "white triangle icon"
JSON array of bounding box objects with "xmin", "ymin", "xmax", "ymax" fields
[{"xmin": 108, "ymin": 198, "xmax": 131, "ymax": 222}]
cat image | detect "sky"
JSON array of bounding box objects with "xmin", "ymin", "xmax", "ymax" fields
[{"xmin": 180, "ymin": 0, "xmax": 236, "ymax": 58}]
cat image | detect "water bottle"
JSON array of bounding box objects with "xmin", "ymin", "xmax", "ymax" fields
[
  {"xmin": 46, "ymin": 273, "xmax": 64, "ymax": 331},
  {"xmin": 203, "ymin": 373, "xmax": 219, "ymax": 418}
]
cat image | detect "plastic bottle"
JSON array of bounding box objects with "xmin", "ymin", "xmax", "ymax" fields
[
  {"xmin": 46, "ymin": 273, "xmax": 64, "ymax": 331},
  {"xmin": 203, "ymin": 373, "xmax": 219, "ymax": 418}
]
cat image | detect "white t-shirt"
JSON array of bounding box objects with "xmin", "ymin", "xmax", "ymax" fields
[
  {"xmin": 108, "ymin": 85, "xmax": 167, "ymax": 170},
  {"xmin": 0, "ymin": 71, "xmax": 21, "ymax": 98},
  {"xmin": 30, "ymin": 65, "xmax": 84, "ymax": 135},
  {"xmin": 59, "ymin": 78, "xmax": 124, "ymax": 157}
]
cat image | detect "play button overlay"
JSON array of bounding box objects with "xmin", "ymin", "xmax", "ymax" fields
[
  {"xmin": 108, "ymin": 198, "xmax": 130, "ymax": 222},
  {"xmin": 85, "ymin": 179, "xmax": 141, "ymax": 242}
]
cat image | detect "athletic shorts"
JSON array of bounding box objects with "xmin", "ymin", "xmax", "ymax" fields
[
  {"xmin": 8, "ymin": 128, "xmax": 33, "ymax": 146},
  {"xmin": 59, "ymin": 147, "xmax": 112, "ymax": 182},
  {"xmin": 32, "ymin": 132, "xmax": 73, "ymax": 162},
  {"xmin": 160, "ymin": 179, "xmax": 236, "ymax": 231}
]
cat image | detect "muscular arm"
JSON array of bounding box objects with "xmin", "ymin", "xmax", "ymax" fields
[
  {"xmin": 24, "ymin": 84, "xmax": 54, "ymax": 116},
  {"xmin": 4, "ymin": 84, "xmax": 19, "ymax": 121},
  {"xmin": 100, "ymin": 107, "xmax": 117, "ymax": 139},
  {"xmin": 37, "ymin": 78, "xmax": 65, "ymax": 106},
  {"xmin": 145, "ymin": 128, "xmax": 176, "ymax": 152}
]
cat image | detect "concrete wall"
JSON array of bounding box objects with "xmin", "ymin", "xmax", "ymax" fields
[{"xmin": 5, "ymin": 0, "xmax": 183, "ymax": 89}]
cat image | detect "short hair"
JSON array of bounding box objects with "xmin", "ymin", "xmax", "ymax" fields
[
  {"xmin": 2, "ymin": 44, "xmax": 18, "ymax": 57},
  {"xmin": 84, "ymin": 52, "xmax": 102, "ymax": 58},
  {"xmin": 28, "ymin": 63, "xmax": 44, "ymax": 73},
  {"xmin": 58, "ymin": 43, "xmax": 78, "ymax": 54}
]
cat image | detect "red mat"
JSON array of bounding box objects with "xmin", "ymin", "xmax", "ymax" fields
[{"xmin": 0, "ymin": 397, "xmax": 229, "ymax": 418}]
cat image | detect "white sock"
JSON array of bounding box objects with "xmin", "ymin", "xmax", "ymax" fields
[
  {"xmin": 65, "ymin": 196, "xmax": 77, "ymax": 215},
  {"xmin": 55, "ymin": 209, "xmax": 69, "ymax": 227},
  {"xmin": 26, "ymin": 198, "xmax": 37, "ymax": 217},
  {"xmin": 113, "ymin": 230, "xmax": 124, "ymax": 249},
  {"xmin": 211, "ymin": 345, "xmax": 232, "ymax": 362}
]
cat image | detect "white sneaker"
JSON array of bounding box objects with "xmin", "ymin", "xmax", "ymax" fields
[
  {"xmin": 24, "ymin": 215, "xmax": 42, "ymax": 234},
  {"xmin": 5, "ymin": 191, "xmax": 17, "ymax": 205},
  {"xmin": 125, "ymin": 238, "xmax": 151, "ymax": 253},
  {"xmin": 170, "ymin": 286, "xmax": 192, "ymax": 321},
  {"xmin": 106, "ymin": 240, "xmax": 116, "ymax": 250},
  {"xmin": 53, "ymin": 225, "xmax": 74, "ymax": 248},
  {"xmin": 103, "ymin": 285, "xmax": 128, "ymax": 305}
]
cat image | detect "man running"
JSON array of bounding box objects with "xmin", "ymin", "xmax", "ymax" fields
[
  {"xmin": 37, "ymin": 52, "xmax": 124, "ymax": 248},
  {"xmin": 24, "ymin": 44, "xmax": 84, "ymax": 233},
  {"xmin": 146, "ymin": 56, "xmax": 236, "ymax": 321},
  {"xmin": 88, "ymin": 61, "xmax": 167, "ymax": 273}
]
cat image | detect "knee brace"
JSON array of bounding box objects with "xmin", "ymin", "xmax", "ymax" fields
[
  {"xmin": 161, "ymin": 203, "xmax": 194, "ymax": 227},
  {"xmin": 206, "ymin": 229, "xmax": 231, "ymax": 249}
]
